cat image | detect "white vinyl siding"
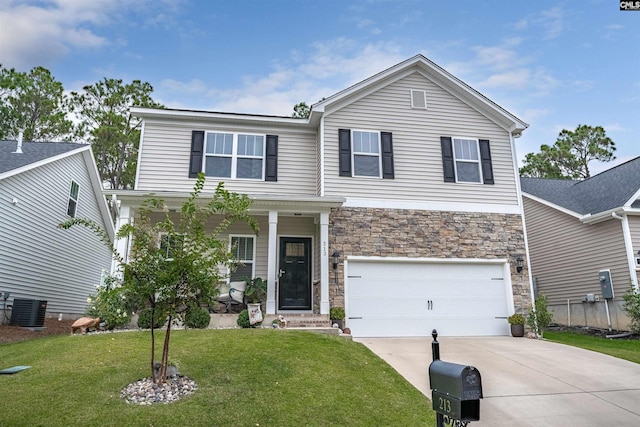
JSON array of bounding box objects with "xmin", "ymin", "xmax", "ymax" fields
[
  {"xmin": 136, "ymin": 120, "xmax": 317, "ymax": 195},
  {"xmin": 323, "ymin": 72, "xmax": 519, "ymax": 205},
  {"xmin": 0, "ymin": 154, "xmax": 113, "ymax": 314},
  {"xmin": 523, "ymin": 197, "xmax": 630, "ymax": 305}
]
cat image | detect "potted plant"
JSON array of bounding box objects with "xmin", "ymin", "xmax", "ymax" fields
[
  {"xmin": 330, "ymin": 307, "xmax": 345, "ymax": 329},
  {"xmin": 508, "ymin": 313, "xmax": 526, "ymax": 337}
]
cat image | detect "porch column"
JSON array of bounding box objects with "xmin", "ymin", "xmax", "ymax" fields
[
  {"xmin": 266, "ymin": 210, "xmax": 278, "ymax": 314},
  {"xmin": 320, "ymin": 212, "xmax": 330, "ymax": 315},
  {"xmin": 111, "ymin": 205, "xmax": 131, "ymax": 275}
]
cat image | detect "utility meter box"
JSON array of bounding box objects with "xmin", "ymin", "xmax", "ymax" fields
[
  {"xmin": 598, "ymin": 270, "xmax": 614, "ymax": 299},
  {"xmin": 429, "ymin": 360, "xmax": 482, "ymax": 422}
]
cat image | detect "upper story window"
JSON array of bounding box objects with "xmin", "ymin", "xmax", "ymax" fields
[
  {"xmin": 453, "ymin": 138, "xmax": 481, "ymax": 183},
  {"xmin": 205, "ymin": 132, "xmax": 265, "ymax": 180},
  {"xmin": 352, "ymin": 131, "xmax": 381, "ymax": 177},
  {"xmin": 441, "ymin": 136, "xmax": 494, "ymax": 185},
  {"xmin": 67, "ymin": 181, "xmax": 79, "ymax": 217},
  {"xmin": 229, "ymin": 235, "xmax": 255, "ymax": 281}
]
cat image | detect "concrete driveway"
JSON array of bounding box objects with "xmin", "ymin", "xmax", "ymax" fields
[{"xmin": 355, "ymin": 336, "xmax": 640, "ymax": 426}]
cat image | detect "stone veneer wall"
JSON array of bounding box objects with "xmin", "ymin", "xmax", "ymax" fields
[{"xmin": 328, "ymin": 207, "xmax": 532, "ymax": 314}]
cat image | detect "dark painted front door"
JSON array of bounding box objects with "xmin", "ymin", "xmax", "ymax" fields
[{"xmin": 278, "ymin": 237, "xmax": 312, "ymax": 310}]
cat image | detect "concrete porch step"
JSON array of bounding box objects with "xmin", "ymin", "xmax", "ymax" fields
[{"xmin": 270, "ymin": 314, "xmax": 332, "ymax": 328}]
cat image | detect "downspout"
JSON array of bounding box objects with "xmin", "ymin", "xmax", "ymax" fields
[
  {"xmin": 612, "ymin": 211, "xmax": 639, "ymax": 292},
  {"xmin": 510, "ymin": 130, "xmax": 536, "ymax": 312}
]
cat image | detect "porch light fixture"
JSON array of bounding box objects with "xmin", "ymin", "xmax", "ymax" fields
[
  {"xmin": 516, "ymin": 255, "xmax": 524, "ymax": 273},
  {"xmin": 332, "ymin": 251, "xmax": 340, "ymax": 270}
]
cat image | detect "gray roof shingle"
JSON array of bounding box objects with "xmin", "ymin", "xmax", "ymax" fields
[
  {"xmin": 521, "ymin": 156, "xmax": 640, "ymax": 215},
  {"xmin": 0, "ymin": 140, "xmax": 85, "ymax": 175}
]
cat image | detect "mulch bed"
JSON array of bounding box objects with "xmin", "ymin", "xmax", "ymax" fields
[
  {"xmin": 0, "ymin": 318, "xmax": 75, "ymax": 344},
  {"xmin": 548, "ymin": 324, "xmax": 639, "ymax": 340}
]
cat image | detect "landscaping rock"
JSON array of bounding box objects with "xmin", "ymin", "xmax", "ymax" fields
[
  {"xmin": 70, "ymin": 317, "xmax": 101, "ymax": 335},
  {"xmin": 121, "ymin": 376, "xmax": 197, "ymax": 405}
]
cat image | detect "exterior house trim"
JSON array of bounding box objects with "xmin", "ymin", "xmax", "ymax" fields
[
  {"xmin": 134, "ymin": 119, "xmax": 145, "ymax": 190},
  {"xmin": 522, "ymin": 192, "xmax": 583, "ymax": 220},
  {"xmin": 311, "ymin": 54, "xmax": 528, "ymax": 136},
  {"xmin": 342, "ymin": 197, "xmax": 522, "ymax": 214}
]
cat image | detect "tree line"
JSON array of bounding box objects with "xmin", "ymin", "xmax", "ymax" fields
[{"xmin": 0, "ymin": 65, "xmax": 162, "ymax": 189}]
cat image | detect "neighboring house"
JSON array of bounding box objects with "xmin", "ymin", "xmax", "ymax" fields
[
  {"xmin": 111, "ymin": 54, "xmax": 531, "ymax": 337},
  {"xmin": 0, "ymin": 138, "xmax": 114, "ymax": 320},
  {"xmin": 521, "ymin": 157, "xmax": 640, "ymax": 330}
]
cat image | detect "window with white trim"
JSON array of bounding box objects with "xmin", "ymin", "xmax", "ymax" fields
[
  {"xmin": 67, "ymin": 180, "xmax": 79, "ymax": 217},
  {"xmin": 352, "ymin": 130, "xmax": 381, "ymax": 177},
  {"xmin": 159, "ymin": 233, "xmax": 184, "ymax": 260},
  {"xmin": 229, "ymin": 235, "xmax": 255, "ymax": 281},
  {"xmin": 204, "ymin": 132, "xmax": 264, "ymax": 179},
  {"xmin": 453, "ymin": 138, "xmax": 482, "ymax": 183}
]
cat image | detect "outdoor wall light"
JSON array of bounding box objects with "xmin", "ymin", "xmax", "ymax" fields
[
  {"xmin": 332, "ymin": 251, "xmax": 340, "ymax": 270},
  {"xmin": 516, "ymin": 255, "xmax": 524, "ymax": 273}
]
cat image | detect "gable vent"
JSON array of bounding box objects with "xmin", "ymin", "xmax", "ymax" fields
[{"xmin": 411, "ymin": 90, "xmax": 427, "ymax": 109}]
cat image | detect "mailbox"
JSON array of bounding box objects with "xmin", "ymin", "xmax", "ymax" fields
[{"xmin": 429, "ymin": 360, "xmax": 482, "ymax": 422}]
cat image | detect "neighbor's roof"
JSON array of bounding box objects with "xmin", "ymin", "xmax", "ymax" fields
[
  {"xmin": 521, "ymin": 156, "xmax": 640, "ymax": 216},
  {"xmin": 0, "ymin": 140, "xmax": 86, "ymax": 175}
]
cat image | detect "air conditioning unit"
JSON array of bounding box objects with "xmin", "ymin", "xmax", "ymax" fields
[{"xmin": 9, "ymin": 299, "xmax": 47, "ymax": 327}]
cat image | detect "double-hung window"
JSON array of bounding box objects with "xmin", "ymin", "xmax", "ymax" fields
[
  {"xmin": 352, "ymin": 130, "xmax": 381, "ymax": 177},
  {"xmin": 204, "ymin": 132, "xmax": 264, "ymax": 180},
  {"xmin": 67, "ymin": 181, "xmax": 79, "ymax": 217},
  {"xmin": 229, "ymin": 236, "xmax": 255, "ymax": 281},
  {"xmin": 159, "ymin": 233, "xmax": 184, "ymax": 261},
  {"xmin": 453, "ymin": 138, "xmax": 482, "ymax": 183}
]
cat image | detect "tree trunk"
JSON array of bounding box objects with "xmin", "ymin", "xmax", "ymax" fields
[{"xmin": 158, "ymin": 315, "xmax": 173, "ymax": 383}]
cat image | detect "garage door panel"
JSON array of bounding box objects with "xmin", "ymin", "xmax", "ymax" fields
[{"xmin": 346, "ymin": 260, "xmax": 510, "ymax": 337}]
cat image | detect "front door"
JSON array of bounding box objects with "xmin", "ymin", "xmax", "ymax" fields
[{"xmin": 278, "ymin": 237, "xmax": 312, "ymax": 310}]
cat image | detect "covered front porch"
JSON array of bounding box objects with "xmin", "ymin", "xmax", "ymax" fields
[{"xmin": 108, "ymin": 191, "xmax": 344, "ymax": 316}]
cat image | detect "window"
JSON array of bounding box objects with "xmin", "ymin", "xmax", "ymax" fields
[
  {"xmin": 440, "ymin": 136, "xmax": 494, "ymax": 185},
  {"xmin": 204, "ymin": 132, "xmax": 264, "ymax": 179},
  {"xmin": 159, "ymin": 233, "xmax": 184, "ymax": 260},
  {"xmin": 67, "ymin": 181, "xmax": 79, "ymax": 217},
  {"xmin": 229, "ymin": 236, "xmax": 255, "ymax": 281},
  {"xmin": 453, "ymin": 138, "xmax": 481, "ymax": 183},
  {"xmin": 352, "ymin": 130, "xmax": 381, "ymax": 177}
]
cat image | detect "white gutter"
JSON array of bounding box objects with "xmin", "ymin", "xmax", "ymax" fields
[{"xmin": 611, "ymin": 211, "xmax": 639, "ymax": 292}]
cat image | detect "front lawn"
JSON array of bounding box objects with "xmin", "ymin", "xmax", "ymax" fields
[
  {"xmin": 0, "ymin": 329, "xmax": 434, "ymax": 426},
  {"xmin": 545, "ymin": 330, "xmax": 640, "ymax": 364}
]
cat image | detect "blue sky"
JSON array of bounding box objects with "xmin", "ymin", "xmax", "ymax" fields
[{"xmin": 1, "ymin": 0, "xmax": 638, "ymax": 173}]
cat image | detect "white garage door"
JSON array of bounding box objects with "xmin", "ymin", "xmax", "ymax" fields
[{"xmin": 346, "ymin": 260, "xmax": 510, "ymax": 337}]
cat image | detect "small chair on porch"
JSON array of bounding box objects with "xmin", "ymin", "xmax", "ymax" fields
[{"xmin": 216, "ymin": 281, "xmax": 247, "ymax": 313}]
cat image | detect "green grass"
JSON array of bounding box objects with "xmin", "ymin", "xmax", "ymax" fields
[
  {"xmin": 0, "ymin": 329, "xmax": 434, "ymax": 426},
  {"xmin": 545, "ymin": 331, "xmax": 640, "ymax": 364}
]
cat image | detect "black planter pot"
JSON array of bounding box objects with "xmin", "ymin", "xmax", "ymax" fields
[{"xmin": 510, "ymin": 324, "xmax": 525, "ymax": 337}]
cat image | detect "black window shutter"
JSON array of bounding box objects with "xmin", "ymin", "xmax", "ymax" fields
[
  {"xmin": 189, "ymin": 130, "xmax": 205, "ymax": 178},
  {"xmin": 440, "ymin": 136, "xmax": 456, "ymax": 182},
  {"xmin": 265, "ymin": 135, "xmax": 278, "ymax": 181},
  {"xmin": 381, "ymin": 132, "xmax": 394, "ymax": 179},
  {"xmin": 479, "ymin": 139, "xmax": 494, "ymax": 184},
  {"xmin": 338, "ymin": 129, "xmax": 352, "ymax": 177}
]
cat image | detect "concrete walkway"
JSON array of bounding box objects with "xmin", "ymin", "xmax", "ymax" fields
[{"xmin": 355, "ymin": 336, "xmax": 640, "ymax": 426}]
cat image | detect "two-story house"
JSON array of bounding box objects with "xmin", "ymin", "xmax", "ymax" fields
[{"xmin": 110, "ymin": 55, "xmax": 531, "ymax": 337}]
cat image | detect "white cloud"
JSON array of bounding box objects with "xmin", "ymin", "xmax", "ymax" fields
[
  {"xmin": 0, "ymin": 1, "xmax": 120, "ymax": 68},
  {"xmin": 157, "ymin": 39, "xmax": 405, "ymax": 116},
  {"xmin": 573, "ymin": 80, "xmax": 594, "ymax": 92},
  {"xmin": 538, "ymin": 6, "xmax": 565, "ymax": 39}
]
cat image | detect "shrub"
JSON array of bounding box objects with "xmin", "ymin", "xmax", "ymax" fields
[
  {"xmin": 86, "ymin": 275, "xmax": 132, "ymax": 330},
  {"xmin": 527, "ymin": 294, "xmax": 553, "ymax": 337},
  {"xmin": 330, "ymin": 307, "xmax": 345, "ymax": 320},
  {"xmin": 184, "ymin": 306, "xmax": 211, "ymax": 329},
  {"xmin": 236, "ymin": 309, "xmax": 262, "ymax": 328},
  {"xmin": 137, "ymin": 308, "xmax": 167, "ymax": 329},
  {"xmin": 508, "ymin": 313, "xmax": 525, "ymax": 325},
  {"xmin": 622, "ymin": 287, "xmax": 640, "ymax": 333}
]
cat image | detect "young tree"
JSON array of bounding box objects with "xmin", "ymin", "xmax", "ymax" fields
[
  {"xmin": 292, "ymin": 101, "xmax": 310, "ymax": 119},
  {"xmin": 60, "ymin": 173, "xmax": 259, "ymax": 384},
  {"xmin": 70, "ymin": 78, "xmax": 163, "ymax": 189},
  {"xmin": 520, "ymin": 125, "xmax": 615, "ymax": 179},
  {"xmin": 0, "ymin": 65, "xmax": 74, "ymax": 141}
]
